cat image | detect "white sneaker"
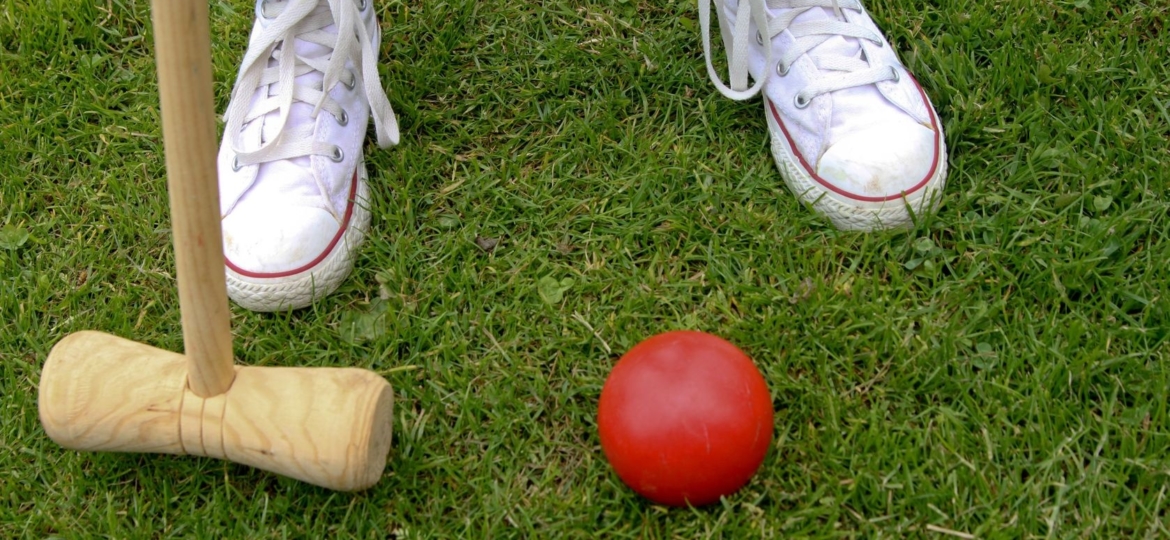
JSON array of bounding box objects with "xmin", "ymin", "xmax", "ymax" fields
[
  {"xmin": 700, "ymin": 0, "xmax": 947, "ymax": 230},
  {"xmin": 217, "ymin": 0, "xmax": 399, "ymax": 311}
]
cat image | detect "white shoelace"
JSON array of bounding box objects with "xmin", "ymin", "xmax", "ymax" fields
[
  {"xmin": 700, "ymin": 0, "xmax": 897, "ymax": 104},
  {"xmin": 225, "ymin": 0, "xmax": 399, "ymax": 169}
]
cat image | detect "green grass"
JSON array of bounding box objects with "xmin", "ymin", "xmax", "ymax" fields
[{"xmin": 2, "ymin": 0, "xmax": 1169, "ymax": 537}]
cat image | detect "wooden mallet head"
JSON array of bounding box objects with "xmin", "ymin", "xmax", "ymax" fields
[{"xmin": 37, "ymin": 0, "xmax": 394, "ymax": 491}]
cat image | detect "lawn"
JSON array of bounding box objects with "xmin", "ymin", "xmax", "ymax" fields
[{"xmin": 2, "ymin": 0, "xmax": 1168, "ymax": 537}]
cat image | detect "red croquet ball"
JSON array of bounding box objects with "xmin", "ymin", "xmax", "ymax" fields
[{"xmin": 597, "ymin": 330, "xmax": 773, "ymax": 507}]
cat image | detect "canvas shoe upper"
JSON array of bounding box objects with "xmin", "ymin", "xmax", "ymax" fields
[
  {"xmin": 217, "ymin": 0, "xmax": 399, "ymax": 311},
  {"xmin": 700, "ymin": 0, "xmax": 946, "ymax": 230}
]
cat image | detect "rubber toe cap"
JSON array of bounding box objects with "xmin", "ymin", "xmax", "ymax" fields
[
  {"xmin": 222, "ymin": 206, "xmax": 340, "ymax": 276},
  {"xmin": 816, "ymin": 121, "xmax": 937, "ymax": 200}
]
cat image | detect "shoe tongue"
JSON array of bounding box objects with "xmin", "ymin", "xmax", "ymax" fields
[
  {"xmin": 258, "ymin": 4, "xmax": 338, "ymax": 151},
  {"xmin": 782, "ymin": 6, "xmax": 904, "ymax": 146},
  {"xmin": 789, "ymin": 6, "xmax": 863, "ymax": 66}
]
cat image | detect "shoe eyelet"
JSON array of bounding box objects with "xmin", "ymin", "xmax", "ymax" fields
[
  {"xmin": 342, "ymin": 73, "xmax": 356, "ymax": 91},
  {"xmin": 330, "ymin": 146, "xmax": 345, "ymax": 163},
  {"xmin": 776, "ymin": 61, "xmax": 790, "ymax": 77},
  {"xmin": 889, "ymin": 66, "xmax": 901, "ymax": 82},
  {"xmin": 755, "ymin": 31, "xmax": 764, "ymax": 46},
  {"xmin": 232, "ymin": 155, "xmax": 243, "ymax": 172},
  {"xmin": 336, "ymin": 110, "xmax": 349, "ymax": 126},
  {"xmin": 794, "ymin": 94, "xmax": 811, "ymax": 109},
  {"xmin": 358, "ymin": 0, "xmax": 367, "ymax": 10}
]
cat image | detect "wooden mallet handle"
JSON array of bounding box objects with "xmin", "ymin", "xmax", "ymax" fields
[{"xmin": 152, "ymin": 0, "xmax": 234, "ymax": 397}]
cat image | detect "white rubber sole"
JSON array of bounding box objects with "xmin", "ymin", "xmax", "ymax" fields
[
  {"xmin": 224, "ymin": 164, "xmax": 371, "ymax": 312},
  {"xmin": 765, "ymin": 95, "xmax": 948, "ymax": 231}
]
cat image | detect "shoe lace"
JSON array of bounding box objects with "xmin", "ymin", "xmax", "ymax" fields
[
  {"xmin": 700, "ymin": 0, "xmax": 897, "ymax": 103},
  {"xmin": 225, "ymin": 0, "xmax": 399, "ymax": 168}
]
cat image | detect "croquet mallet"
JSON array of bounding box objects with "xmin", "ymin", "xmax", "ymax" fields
[{"xmin": 37, "ymin": 0, "xmax": 395, "ymax": 491}]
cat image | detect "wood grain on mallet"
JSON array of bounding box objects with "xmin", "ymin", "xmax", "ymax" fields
[
  {"xmin": 40, "ymin": 332, "xmax": 396, "ymax": 491},
  {"xmin": 152, "ymin": 0, "xmax": 234, "ymax": 397}
]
